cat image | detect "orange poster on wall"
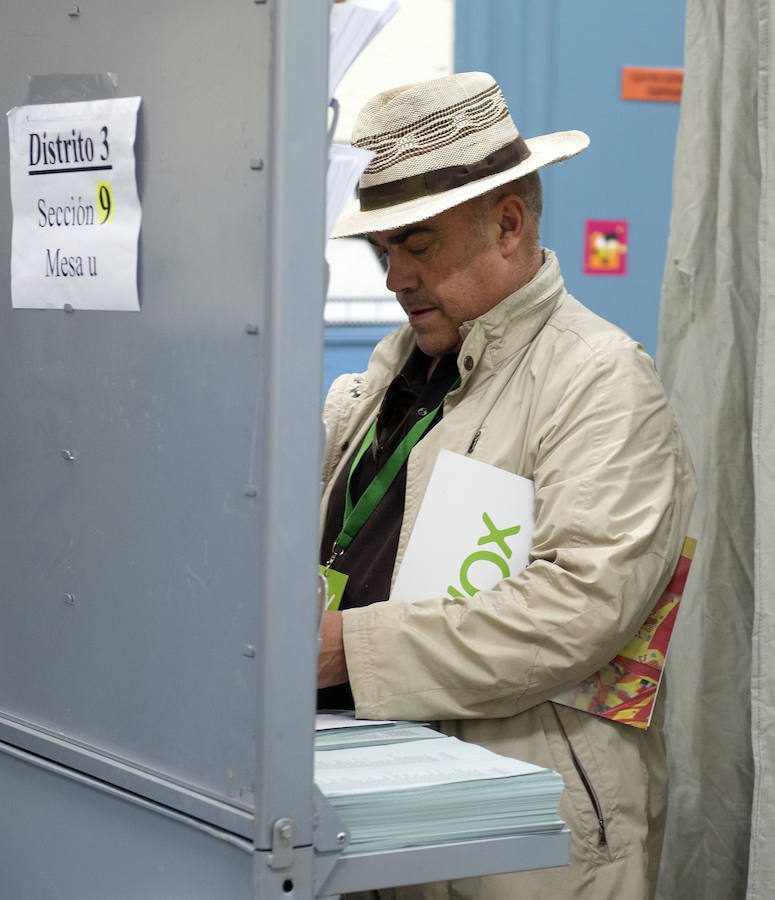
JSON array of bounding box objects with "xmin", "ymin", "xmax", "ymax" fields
[{"xmin": 621, "ymin": 66, "xmax": 683, "ymax": 102}]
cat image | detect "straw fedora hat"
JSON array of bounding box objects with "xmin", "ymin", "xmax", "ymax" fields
[{"xmin": 332, "ymin": 71, "xmax": 589, "ymax": 238}]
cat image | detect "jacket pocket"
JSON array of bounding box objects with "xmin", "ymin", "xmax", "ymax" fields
[
  {"xmin": 538, "ymin": 702, "xmax": 624, "ymax": 862},
  {"xmin": 550, "ymin": 703, "xmax": 608, "ymax": 847}
]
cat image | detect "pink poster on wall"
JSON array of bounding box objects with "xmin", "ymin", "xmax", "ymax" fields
[{"xmin": 583, "ymin": 219, "xmax": 629, "ymax": 275}]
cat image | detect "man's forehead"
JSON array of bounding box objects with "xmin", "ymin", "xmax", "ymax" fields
[
  {"xmin": 365, "ymin": 202, "xmax": 476, "ymax": 247},
  {"xmin": 366, "ymin": 223, "xmax": 435, "ymax": 248}
]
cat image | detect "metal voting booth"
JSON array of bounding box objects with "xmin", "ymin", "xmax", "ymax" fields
[{"xmin": 0, "ymin": 3, "xmax": 568, "ymax": 897}]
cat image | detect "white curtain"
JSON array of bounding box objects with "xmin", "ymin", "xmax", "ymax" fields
[{"xmin": 656, "ymin": 1, "xmax": 775, "ymax": 898}]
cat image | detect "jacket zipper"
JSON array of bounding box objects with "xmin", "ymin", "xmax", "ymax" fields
[{"xmin": 551, "ymin": 704, "xmax": 608, "ymax": 846}]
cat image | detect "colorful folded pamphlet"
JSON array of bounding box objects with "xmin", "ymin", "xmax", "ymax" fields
[{"xmin": 552, "ymin": 537, "xmax": 696, "ymax": 728}]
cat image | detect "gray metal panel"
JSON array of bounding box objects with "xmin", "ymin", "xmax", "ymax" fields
[
  {"xmin": 0, "ymin": 2, "xmax": 274, "ymax": 809},
  {"xmin": 253, "ymin": 0, "xmax": 328, "ymax": 853},
  {"xmin": 0, "ymin": 740, "xmax": 254, "ymax": 900},
  {"xmin": 0, "ymin": 712, "xmax": 255, "ymax": 837}
]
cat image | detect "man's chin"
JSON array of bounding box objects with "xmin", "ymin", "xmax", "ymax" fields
[
  {"xmin": 417, "ymin": 341, "xmax": 458, "ymax": 359},
  {"xmin": 414, "ymin": 336, "xmax": 462, "ymax": 359}
]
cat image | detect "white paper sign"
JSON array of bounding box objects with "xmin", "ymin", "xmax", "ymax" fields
[
  {"xmin": 7, "ymin": 96, "xmax": 142, "ymax": 310},
  {"xmin": 390, "ymin": 450, "xmax": 534, "ymax": 604}
]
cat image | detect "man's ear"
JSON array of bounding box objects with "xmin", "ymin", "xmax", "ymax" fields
[{"xmin": 496, "ymin": 194, "xmax": 528, "ymax": 257}]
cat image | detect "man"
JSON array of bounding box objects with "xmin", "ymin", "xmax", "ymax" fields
[{"xmin": 318, "ymin": 72, "xmax": 695, "ymax": 900}]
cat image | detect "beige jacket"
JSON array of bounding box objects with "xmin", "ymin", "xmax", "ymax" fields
[{"xmin": 320, "ymin": 251, "xmax": 696, "ymax": 900}]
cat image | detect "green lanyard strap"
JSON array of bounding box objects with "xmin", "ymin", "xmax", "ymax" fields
[{"xmin": 333, "ymin": 377, "xmax": 460, "ymax": 556}]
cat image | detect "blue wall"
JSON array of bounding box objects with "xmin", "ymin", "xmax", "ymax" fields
[
  {"xmin": 323, "ymin": 325, "xmax": 396, "ymax": 398},
  {"xmin": 455, "ymin": 1, "xmax": 686, "ymax": 357}
]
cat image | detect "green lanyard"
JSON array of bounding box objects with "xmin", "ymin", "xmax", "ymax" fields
[{"xmin": 328, "ymin": 377, "xmax": 460, "ymax": 566}]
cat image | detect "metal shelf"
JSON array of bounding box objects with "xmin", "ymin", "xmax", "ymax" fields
[{"xmin": 318, "ymin": 831, "xmax": 570, "ymax": 897}]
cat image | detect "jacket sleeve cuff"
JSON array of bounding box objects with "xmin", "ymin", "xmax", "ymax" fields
[{"xmin": 342, "ymin": 605, "xmax": 386, "ymax": 718}]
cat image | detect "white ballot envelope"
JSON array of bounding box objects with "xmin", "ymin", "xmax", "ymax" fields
[{"xmin": 390, "ymin": 450, "xmax": 534, "ymax": 604}]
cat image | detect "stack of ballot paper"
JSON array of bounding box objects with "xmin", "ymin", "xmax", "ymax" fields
[
  {"xmin": 316, "ymin": 713, "xmax": 440, "ymax": 750},
  {"xmin": 315, "ymin": 719, "xmax": 564, "ymax": 853}
]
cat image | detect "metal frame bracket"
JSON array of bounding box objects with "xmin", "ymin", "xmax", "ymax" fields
[
  {"xmin": 268, "ymin": 817, "xmax": 295, "ymax": 870},
  {"xmin": 313, "ymin": 785, "xmax": 350, "ymax": 896}
]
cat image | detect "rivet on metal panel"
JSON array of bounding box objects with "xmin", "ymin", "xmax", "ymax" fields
[
  {"xmin": 63, "ymin": 593, "xmax": 75, "ymax": 606},
  {"xmin": 63, "ymin": 303, "xmax": 74, "ymax": 313},
  {"xmin": 243, "ymin": 645, "xmax": 256, "ymax": 658},
  {"xmin": 61, "ymin": 449, "xmax": 77, "ymax": 462},
  {"xmin": 337, "ymin": 832, "xmax": 347, "ymax": 844},
  {"xmin": 245, "ymin": 322, "xmax": 259, "ymax": 334},
  {"xmin": 68, "ymin": 5, "xmax": 80, "ymax": 17},
  {"xmin": 249, "ymin": 158, "xmax": 264, "ymax": 171}
]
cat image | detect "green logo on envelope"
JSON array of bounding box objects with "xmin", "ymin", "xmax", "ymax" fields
[{"xmin": 447, "ymin": 512, "xmax": 522, "ymax": 599}]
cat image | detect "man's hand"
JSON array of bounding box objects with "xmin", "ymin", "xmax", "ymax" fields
[{"xmin": 317, "ymin": 610, "xmax": 349, "ymax": 688}]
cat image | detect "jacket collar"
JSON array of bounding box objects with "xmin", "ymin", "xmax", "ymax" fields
[{"xmin": 458, "ymin": 248, "xmax": 565, "ymax": 363}]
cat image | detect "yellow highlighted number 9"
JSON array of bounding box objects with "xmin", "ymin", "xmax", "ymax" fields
[{"xmin": 96, "ymin": 180, "xmax": 115, "ymax": 224}]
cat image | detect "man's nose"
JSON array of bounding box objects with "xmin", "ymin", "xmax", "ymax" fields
[{"xmin": 385, "ymin": 255, "xmax": 419, "ymax": 294}]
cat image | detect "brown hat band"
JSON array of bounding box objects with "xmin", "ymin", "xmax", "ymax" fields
[{"xmin": 358, "ymin": 136, "xmax": 531, "ymax": 213}]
